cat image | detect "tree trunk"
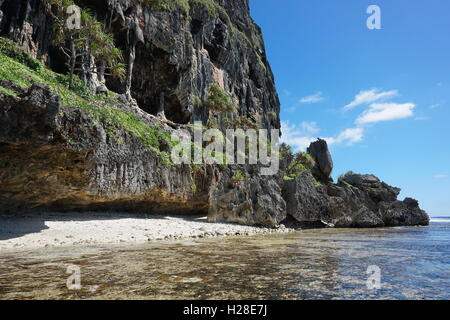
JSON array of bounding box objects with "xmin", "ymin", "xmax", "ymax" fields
[
  {"xmin": 157, "ymin": 91, "xmax": 166, "ymax": 119},
  {"xmin": 98, "ymin": 62, "xmax": 106, "ymax": 84},
  {"xmin": 69, "ymin": 38, "xmax": 76, "ymax": 90},
  {"xmin": 125, "ymin": 45, "xmax": 135, "ymax": 100}
]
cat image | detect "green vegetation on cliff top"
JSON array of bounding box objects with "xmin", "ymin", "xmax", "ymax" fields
[
  {"xmin": 141, "ymin": 0, "xmax": 228, "ymax": 19},
  {"xmin": 0, "ymin": 37, "xmax": 173, "ymax": 163}
]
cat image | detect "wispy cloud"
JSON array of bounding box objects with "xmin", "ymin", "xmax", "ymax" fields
[
  {"xmin": 299, "ymin": 92, "xmax": 325, "ymax": 104},
  {"xmin": 282, "ymin": 89, "xmax": 292, "ymax": 97},
  {"xmin": 356, "ymin": 102, "xmax": 416, "ymax": 125},
  {"xmin": 414, "ymin": 116, "xmax": 429, "ymax": 121},
  {"xmin": 344, "ymin": 88, "xmax": 398, "ymax": 111},
  {"xmin": 429, "ymin": 103, "xmax": 441, "ymax": 109},
  {"xmin": 433, "ymin": 174, "xmax": 448, "ymax": 179},
  {"xmin": 301, "ymin": 121, "xmax": 320, "ymax": 134}
]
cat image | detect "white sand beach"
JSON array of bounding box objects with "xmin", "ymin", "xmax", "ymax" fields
[{"xmin": 0, "ymin": 212, "xmax": 293, "ymax": 251}]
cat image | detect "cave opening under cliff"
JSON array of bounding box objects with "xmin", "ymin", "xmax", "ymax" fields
[
  {"xmin": 133, "ymin": 42, "xmax": 190, "ymax": 124},
  {"xmin": 103, "ymin": 35, "xmax": 191, "ymax": 124}
]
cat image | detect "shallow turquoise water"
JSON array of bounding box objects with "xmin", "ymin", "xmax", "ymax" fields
[{"xmin": 0, "ymin": 221, "xmax": 449, "ymax": 300}]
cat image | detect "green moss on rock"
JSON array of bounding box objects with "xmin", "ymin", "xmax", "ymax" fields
[{"xmin": 0, "ymin": 86, "xmax": 18, "ymax": 97}]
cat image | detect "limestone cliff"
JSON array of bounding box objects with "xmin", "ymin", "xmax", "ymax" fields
[
  {"xmin": 0, "ymin": 0, "xmax": 429, "ymax": 227},
  {"xmin": 0, "ymin": 0, "xmax": 285, "ymax": 225}
]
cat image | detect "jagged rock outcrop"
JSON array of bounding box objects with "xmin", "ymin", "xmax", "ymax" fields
[
  {"xmin": 0, "ymin": 83, "xmax": 60, "ymax": 141},
  {"xmin": 339, "ymin": 173, "xmax": 399, "ymax": 202},
  {"xmin": 380, "ymin": 197, "xmax": 430, "ymax": 227},
  {"xmin": 282, "ymin": 140, "xmax": 430, "ymax": 228},
  {"xmin": 307, "ymin": 138, "xmax": 333, "ymax": 183}
]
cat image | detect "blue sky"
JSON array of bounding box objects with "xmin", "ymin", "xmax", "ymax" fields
[{"xmin": 249, "ymin": 0, "xmax": 450, "ymax": 216}]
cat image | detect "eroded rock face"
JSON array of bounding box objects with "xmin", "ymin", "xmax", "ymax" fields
[
  {"xmin": 328, "ymin": 182, "xmax": 385, "ymax": 228},
  {"xmin": 209, "ymin": 168, "xmax": 286, "ymax": 226},
  {"xmin": 0, "ymin": 0, "xmax": 53, "ymax": 62},
  {"xmin": 0, "ymin": 84, "xmax": 212, "ymax": 215},
  {"xmin": 0, "ymin": 75, "xmax": 284, "ymax": 225},
  {"xmin": 282, "ymin": 171, "xmax": 331, "ymax": 224},
  {"xmin": 0, "ymin": 83, "xmax": 60, "ymax": 142}
]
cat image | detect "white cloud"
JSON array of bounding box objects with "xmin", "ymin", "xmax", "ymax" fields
[
  {"xmin": 300, "ymin": 92, "xmax": 325, "ymax": 104},
  {"xmin": 356, "ymin": 102, "xmax": 416, "ymax": 125},
  {"xmin": 326, "ymin": 128, "xmax": 364, "ymax": 146},
  {"xmin": 281, "ymin": 121, "xmax": 363, "ymax": 151},
  {"xmin": 433, "ymin": 174, "xmax": 448, "ymax": 179},
  {"xmin": 344, "ymin": 88, "xmax": 398, "ymax": 111},
  {"xmin": 414, "ymin": 116, "xmax": 429, "ymax": 121},
  {"xmin": 281, "ymin": 88, "xmax": 416, "ymax": 151},
  {"xmin": 301, "ymin": 121, "xmax": 320, "ymax": 134},
  {"xmin": 280, "ymin": 121, "xmax": 316, "ymax": 151}
]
